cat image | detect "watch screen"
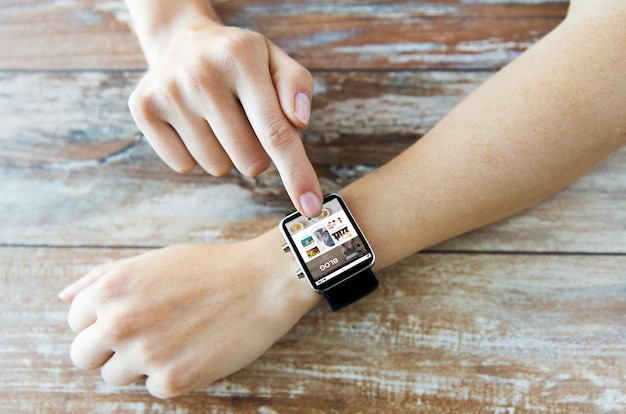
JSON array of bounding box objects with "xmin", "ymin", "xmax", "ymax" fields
[{"xmin": 280, "ymin": 193, "xmax": 375, "ymax": 291}]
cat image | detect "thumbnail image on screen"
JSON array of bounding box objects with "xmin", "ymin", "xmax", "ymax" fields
[{"xmin": 284, "ymin": 197, "xmax": 372, "ymax": 286}]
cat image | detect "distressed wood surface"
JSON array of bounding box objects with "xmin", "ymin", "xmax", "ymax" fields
[
  {"xmin": 2, "ymin": 71, "xmax": 625, "ymax": 252},
  {"xmin": 0, "ymin": 0, "xmax": 568, "ymax": 71},
  {"xmin": 2, "ymin": 248, "xmax": 626, "ymax": 413},
  {"xmin": 1, "ymin": 0, "xmax": 625, "ymax": 413}
]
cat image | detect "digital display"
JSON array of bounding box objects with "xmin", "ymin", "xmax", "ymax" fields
[{"xmin": 280, "ymin": 193, "xmax": 375, "ymax": 291}]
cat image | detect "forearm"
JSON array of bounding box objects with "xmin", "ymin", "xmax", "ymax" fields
[
  {"xmin": 126, "ymin": 0, "xmax": 625, "ymax": 312},
  {"xmin": 273, "ymin": 6, "xmax": 625, "ymax": 294},
  {"xmin": 124, "ymin": 0, "xmax": 222, "ymax": 65},
  {"xmin": 344, "ymin": 9, "xmax": 625, "ymax": 269}
]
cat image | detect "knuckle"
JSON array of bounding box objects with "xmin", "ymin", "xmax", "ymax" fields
[
  {"xmin": 263, "ymin": 118, "xmax": 298, "ymax": 151},
  {"xmin": 148, "ymin": 366, "xmax": 192, "ymax": 399},
  {"xmin": 99, "ymin": 305, "xmax": 137, "ymax": 346},
  {"xmin": 176, "ymin": 61, "xmax": 212, "ymax": 96},
  {"xmin": 101, "ymin": 369, "xmax": 122, "ymax": 387},
  {"xmin": 240, "ymin": 155, "xmax": 271, "ymax": 178},
  {"xmin": 196, "ymin": 153, "xmax": 234, "ymax": 177},
  {"xmin": 171, "ymin": 160, "xmax": 197, "ymax": 174},
  {"xmin": 212, "ymin": 31, "xmax": 266, "ymax": 72},
  {"xmin": 128, "ymin": 88, "xmax": 158, "ymax": 123},
  {"xmin": 137, "ymin": 339, "xmax": 161, "ymax": 366},
  {"xmin": 91, "ymin": 272, "xmax": 137, "ymax": 342},
  {"xmin": 70, "ymin": 333, "xmax": 105, "ymax": 370},
  {"xmin": 69, "ymin": 341, "xmax": 89, "ymax": 369},
  {"xmin": 128, "ymin": 79, "xmax": 180, "ymax": 124},
  {"xmin": 94, "ymin": 268, "xmax": 127, "ymax": 305},
  {"xmin": 219, "ymin": 31, "xmax": 263, "ymax": 57},
  {"xmin": 207, "ymin": 161, "xmax": 233, "ymax": 177}
]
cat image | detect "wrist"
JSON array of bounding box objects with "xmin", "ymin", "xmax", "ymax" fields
[
  {"xmin": 253, "ymin": 229, "xmax": 322, "ymax": 316},
  {"xmin": 125, "ymin": 0, "xmax": 222, "ymax": 66}
]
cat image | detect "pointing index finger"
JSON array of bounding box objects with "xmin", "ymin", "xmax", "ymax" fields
[{"xmin": 237, "ymin": 79, "xmax": 322, "ymax": 217}]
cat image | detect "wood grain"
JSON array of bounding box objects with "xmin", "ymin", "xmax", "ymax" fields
[
  {"xmin": 2, "ymin": 0, "xmax": 625, "ymax": 412},
  {"xmin": 0, "ymin": 0, "xmax": 567, "ymax": 70},
  {"xmin": 2, "ymin": 71, "xmax": 625, "ymax": 251},
  {"xmin": 2, "ymin": 248, "xmax": 625, "ymax": 413},
  {"xmin": 0, "ymin": 70, "xmax": 479, "ymax": 167}
]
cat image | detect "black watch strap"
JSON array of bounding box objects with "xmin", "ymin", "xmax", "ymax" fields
[{"xmin": 323, "ymin": 268, "xmax": 378, "ymax": 312}]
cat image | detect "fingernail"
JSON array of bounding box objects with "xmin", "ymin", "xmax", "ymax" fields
[
  {"xmin": 295, "ymin": 92, "xmax": 311, "ymax": 125},
  {"xmin": 300, "ymin": 191, "xmax": 322, "ymax": 218}
]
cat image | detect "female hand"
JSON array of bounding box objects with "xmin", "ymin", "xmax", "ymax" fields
[
  {"xmin": 59, "ymin": 234, "xmax": 320, "ymax": 398},
  {"xmin": 129, "ymin": 16, "xmax": 323, "ymax": 217}
]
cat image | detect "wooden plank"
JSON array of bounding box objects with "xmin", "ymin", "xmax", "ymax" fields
[
  {"xmin": 1, "ymin": 247, "xmax": 624, "ymax": 412},
  {"xmin": 1, "ymin": 71, "xmax": 625, "ymax": 252},
  {"xmin": 0, "ymin": 72, "xmax": 139, "ymax": 168},
  {"xmin": 0, "ymin": 70, "xmax": 478, "ymax": 167},
  {"xmin": 232, "ymin": 1, "xmax": 569, "ymax": 71},
  {"xmin": 0, "ymin": 0, "xmax": 568, "ymax": 71},
  {"xmin": 2, "ymin": 147, "xmax": 625, "ymax": 252}
]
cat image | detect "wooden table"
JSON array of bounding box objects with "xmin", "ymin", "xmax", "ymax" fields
[{"xmin": 2, "ymin": 1, "xmax": 625, "ymax": 412}]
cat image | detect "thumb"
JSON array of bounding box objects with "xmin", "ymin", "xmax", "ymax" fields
[{"xmin": 268, "ymin": 42, "xmax": 314, "ymax": 129}]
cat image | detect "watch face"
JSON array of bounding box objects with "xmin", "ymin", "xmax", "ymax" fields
[{"xmin": 280, "ymin": 193, "xmax": 375, "ymax": 292}]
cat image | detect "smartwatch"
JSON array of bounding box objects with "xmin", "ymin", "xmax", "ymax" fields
[{"xmin": 280, "ymin": 193, "xmax": 378, "ymax": 311}]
